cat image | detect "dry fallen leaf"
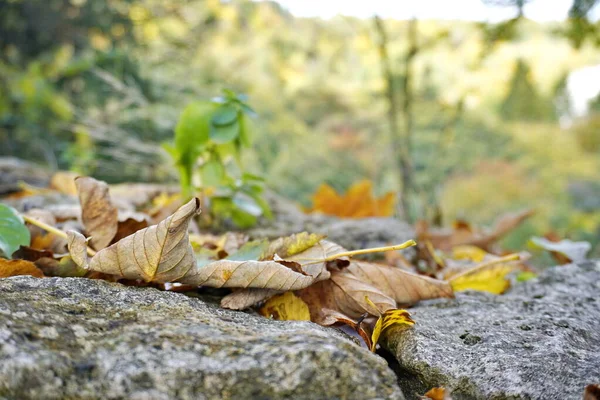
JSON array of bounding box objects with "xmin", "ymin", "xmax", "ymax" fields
[
  {"xmin": 259, "ymin": 291, "xmax": 311, "ymax": 321},
  {"xmin": 49, "ymin": 171, "xmax": 79, "ymax": 195},
  {"xmin": 421, "ymin": 387, "xmax": 450, "ymax": 400},
  {"xmin": 309, "ymin": 180, "xmax": 395, "ymax": 218},
  {"xmin": 262, "ymin": 232, "xmax": 326, "ymax": 260},
  {"xmin": 418, "ymin": 209, "xmax": 534, "ymax": 252},
  {"xmin": 297, "ymin": 271, "xmax": 397, "ymax": 322},
  {"xmin": 67, "ymin": 199, "xmax": 319, "ymax": 291},
  {"xmin": 75, "ymin": 176, "xmax": 118, "ymax": 250},
  {"xmin": 347, "ymin": 261, "xmax": 454, "ymax": 306},
  {"xmin": 449, "ymin": 255, "xmax": 520, "ymax": 294},
  {"xmin": 370, "ymin": 307, "xmax": 414, "ymax": 352},
  {"xmin": 0, "ymin": 258, "xmax": 44, "ymax": 278},
  {"xmin": 221, "ymin": 237, "xmax": 347, "ymax": 310},
  {"xmin": 584, "ymin": 384, "xmax": 600, "ymax": 400}
]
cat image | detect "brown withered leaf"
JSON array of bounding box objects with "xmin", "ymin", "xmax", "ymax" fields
[
  {"xmin": 220, "ymin": 239, "xmax": 347, "ymax": 310},
  {"xmin": 68, "ymin": 199, "xmax": 318, "ymax": 291},
  {"xmin": 347, "ymin": 261, "xmax": 454, "ymax": 306},
  {"xmin": 113, "ymin": 212, "xmax": 150, "ymax": 243},
  {"xmin": 418, "ymin": 209, "xmax": 534, "ymax": 252},
  {"xmin": 75, "ymin": 176, "xmax": 118, "ymax": 250},
  {"xmin": 0, "ymin": 258, "xmax": 44, "ymax": 278},
  {"xmin": 297, "ymin": 271, "xmax": 396, "ymax": 322}
]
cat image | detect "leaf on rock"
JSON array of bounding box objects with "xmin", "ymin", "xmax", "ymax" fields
[
  {"xmin": 68, "ymin": 199, "xmax": 318, "ymax": 291},
  {"xmin": 370, "ymin": 307, "xmax": 415, "ymax": 352},
  {"xmin": 0, "ymin": 258, "xmax": 44, "ymax": 278},
  {"xmin": 529, "ymin": 236, "xmax": 591, "ymax": 263},
  {"xmin": 297, "ymin": 271, "xmax": 396, "ymax": 321},
  {"xmin": 262, "ymin": 232, "xmax": 326, "ymax": 260},
  {"xmin": 259, "ymin": 291, "xmax": 311, "ymax": 321},
  {"xmin": 75, "ymin": 176, "xmax": 118, "ymax": 250},
  {"xmin": 449, "ymin": 256, "xmax": 519, "ymax": 294},
  {"xmin": 308, "ymin": 180, "xmax": 395, "ymax": 218},
  {"xmin": 0, "ymin": 204, "xmax": 30, "ymax": 258},
  {"xmin": 421, "ymin": 387, "xmax": 450, "ymax": 400},
  {"xmin": 347, "ymin": 261, "xmax": 454, "ymax": 306}
]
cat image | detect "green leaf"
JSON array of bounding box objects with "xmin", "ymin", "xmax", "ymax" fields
[
  {"xmin": 0, "ymin": 204, "xmax": 30, "ymax": 259},
  {"xmin": 231, "ymin": 209, "xmax": 257, "ymax": 228},
  {"xmin": 238, "ymin": 113, "xmax": 252, "ymax": 148},
  {"xmin": 174, "ymin": 101, "xmax": 214, "ymax": 162},
  {"xmin": 210, "ymin": 120, "xmax": 240, "ymax": 144},
  {"xmin": 211, "ymin": 105, "xmax": 238, "ymax": 126},
  {"xmin": 200, "ymin": 159, "xmax": 225, "ymax": 188},
  {"xmin": 232, "ymin": 192, "xmax": 263, "ymax": 217},
  {"xmin": 227, "ymin": 239, "xmax": 269, "ymax": 261}
]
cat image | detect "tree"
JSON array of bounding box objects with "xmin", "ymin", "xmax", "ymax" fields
[{"xmin": 500, "ymin": 59, "xmax": 555, "ymax": 122}]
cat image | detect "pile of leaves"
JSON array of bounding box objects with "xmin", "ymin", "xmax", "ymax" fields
[{"xmin": 0, "ymin": 175, "xmax": 591, "ymax": 352}]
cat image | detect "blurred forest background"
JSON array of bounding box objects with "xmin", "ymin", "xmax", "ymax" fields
[{"xmin": 1, "ymin": 0, "xmax": 599, "ymax": 254}]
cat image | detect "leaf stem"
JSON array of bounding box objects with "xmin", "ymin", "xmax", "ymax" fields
[
  {"xmin": 22, "ymin": 215, "xmax": 96, "ymax": 256},
  {"xmin": 449, "ymin": 253, "xmax": 520, "ymax": 281},
  {"xmin": 322, "ymin": 240, "xmax": 417, "ymax": 261}
]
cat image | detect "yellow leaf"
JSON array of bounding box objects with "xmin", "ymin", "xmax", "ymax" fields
[
  {"xmin": 309, "ymin": 180, "xmax": 395, "ymax": 218},
  {"xmin": 449, "ymin": 254, "xmax": 520, "ymax": 295},
  {"xmin": 370, "ymin": 308, "xmax": 415, "ymax": 352},
  {"xmin": 263, "ymin": 232, "xmax": 326, "ymax": 260},
  {"xmin": 0, "ymin": 258, "xmax": 44, "ymax": 278},
  {"xmin": 259, "ymin": 292, "xmax": 311, "ymax": 321},
  {"xmin": 49, "ymin": 171, "xmax": 79, "ymax": 195},
  {"xmin": 451, "ymin": 245, "xmax": 489, "ymax": 262}
]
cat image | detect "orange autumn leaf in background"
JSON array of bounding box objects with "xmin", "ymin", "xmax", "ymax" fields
[{"xmin": 309, "ymin": 180, "xmax": 395, "ymax": 218}]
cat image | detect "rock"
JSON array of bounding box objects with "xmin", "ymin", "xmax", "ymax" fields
[
  {"xmin": 383, "ymin": 260, "xmax": 600, "ymax": 400},
  {"xmin": 248, "ymin": 192, "xmax": 415, "ymax": 254},
  {"xmin": 0, "ymin": 276, "xmax": 403, "ymax": 400},
  {"xmin": 0, "ymin": 157, "xmax": 52, "ymax": 195}
]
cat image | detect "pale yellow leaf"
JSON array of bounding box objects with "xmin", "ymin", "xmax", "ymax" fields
[
  {"xmin": 259, "ymin": 292, "xmax": 311, "ymax": 321},
  {"xmin": 370, "ymin": 308, "xmax": 414, "ymax": 352}
]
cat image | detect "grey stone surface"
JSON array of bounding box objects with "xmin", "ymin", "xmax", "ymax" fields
[
  {"xmin": 248, "ymin": 193, "xmax": 415, "ymax": 255},
  {"xmin": 0, "ymin": 276, "xmax": 404, "ymax": 400},
  {"xmin": 384, "ymin": 260, "xmax": 600, "ymax": 400},
  {"xmin": 0, "ymin": 157, "xmax": 52, "ymax": 195}
]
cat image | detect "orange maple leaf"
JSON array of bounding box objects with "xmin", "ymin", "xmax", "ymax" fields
[{"xmin": 309, "ymin": 180, "xmax": 395, "ymax": 218}]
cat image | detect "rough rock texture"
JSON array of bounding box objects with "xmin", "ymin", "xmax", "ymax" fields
[
  {"xmin": 248, "ymin": 193, "xmax": 415, "ymax": 254},
  {"xmin": 384, "ymin": 260, "xmax": 600, "ymax": 400},
  {"xmin": 0, "ymin": 276, "xmax": 403, "ymax": 400}
]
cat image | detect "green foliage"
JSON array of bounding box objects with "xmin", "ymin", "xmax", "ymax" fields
[
  {"xmin": 165, "ymin": 90, "xmax": 270, "ymax": 228},
  {"xmin": 500, "ymin": 59, "xmax": 556, "ymax": 122},
  {"xmin": 0, "ymin": 204, "xmax": 30, "ymax": 259}
]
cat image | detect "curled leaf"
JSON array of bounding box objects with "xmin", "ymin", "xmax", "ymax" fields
[
  {"xmin": 68, "ymin": 199, "xmax": 319, "ymax": 292},
  {"xmin": 75, "ymin": 176, "xmax": 118, "ymax": 250},
  {"xmin": 370, "ymin": 308, "xmax": 415, "ymax": 352}
]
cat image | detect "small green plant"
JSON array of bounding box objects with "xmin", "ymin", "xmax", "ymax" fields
[{"xmin": 164, "ymin": 90, "xmax": 271, "ymax": 228}]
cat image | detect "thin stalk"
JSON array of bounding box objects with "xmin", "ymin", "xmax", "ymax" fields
[
  {"xmin": 22, "ymin": 215, "xmax": 96, "ymax": 256},
  {"xmin": 295, "ymin": 240, "xmax": 417, "ymax": 264},
  {"xmin": 450, "ymin": 253, "xmax": 520, "ymax": 281}
]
